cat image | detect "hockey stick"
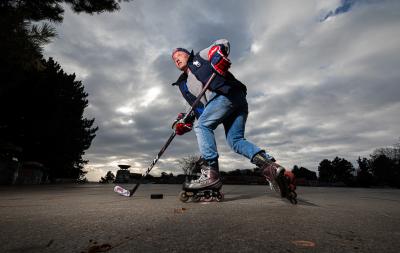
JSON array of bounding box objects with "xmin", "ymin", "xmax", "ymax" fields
[{"xmin": 114, "ymin": 72, "xmax": 216, "ymax": 197}]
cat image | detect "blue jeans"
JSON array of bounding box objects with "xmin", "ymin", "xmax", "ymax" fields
[{"xmin": 194, "ymin": 90, "xmax": 264, "ymax": 166}]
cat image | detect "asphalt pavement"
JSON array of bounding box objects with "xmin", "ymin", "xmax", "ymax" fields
[{"xmin": 0, "ymin": 184, "xmax": 399, "ymax": 253}]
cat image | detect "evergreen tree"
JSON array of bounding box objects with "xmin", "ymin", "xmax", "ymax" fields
[
  {"xmin": 0, "ymin": 0, "xmax": 132, "ymax": 181},
  {"xmin": 0, "ymin": 58, "xmax": 98, "ymax": 179},
  {"xmin": 370, "ymin": 154, "xmax": 398, "ymax": 187},
  {"xmin": 1, "ymin": 0, "xmax": 132, "ymax": 71},
  {"xmin": 292, "ymin": 165, "xmax": 317, "ymax": 180},
  {"xmin": 331, "ymin": 157, "xmax": 354, "ymax": 184},
  {"xmin": 318, "ymin": 157, "xmax": 354, "ymax": 184},
  {"xmin": 100, "ymin": 171, "xmax": 115, "ymax": 183},
  {"xmin": 318, "ymin": 159, "xmax": 334, "ymax": 182},
  {"xmin": 356, "ymin": 157, "xmax": 373, "ymax": 187},
  {"xmin": 369, "ymin": 142, "xmax": 400, "ymax": 187}
]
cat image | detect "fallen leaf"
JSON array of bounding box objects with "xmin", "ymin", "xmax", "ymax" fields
[
  {"xmin": 292, "ymin": 240, "xmax": 316, "ymax": 247},
  {"xmin": 174, "ymin": 207, "xmax": 187, "ymax": 213}
]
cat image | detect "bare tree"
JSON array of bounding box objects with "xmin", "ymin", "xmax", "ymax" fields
[{"xmin": 177, "ymin": 155, "xmax": 200, "ymax": 176}]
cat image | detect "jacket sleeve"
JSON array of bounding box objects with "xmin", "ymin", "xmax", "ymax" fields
[{"xmin": 198, "ymin": 39, "xmax": 230, "ymax": 60}]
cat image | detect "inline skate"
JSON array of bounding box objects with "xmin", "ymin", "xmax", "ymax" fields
[
  {"xmin": 179, "ymin": 158, "xmax": 224, "ymax": 202},
  {"xmin": 252, "ymin": 151, "xmax": 298, "ymax": 204}
]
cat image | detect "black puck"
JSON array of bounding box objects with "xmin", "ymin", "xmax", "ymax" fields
[{"xmin": 150, "ymin": 194, "xmax": 163, "ymax": 199}]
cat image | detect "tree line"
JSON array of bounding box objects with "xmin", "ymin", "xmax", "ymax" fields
[
  {"xmin": 292, "ymin": 141, "xmax": 400, "ymax": 188},
  {"xmin": 102, "ymin": 141, "xmax": 400, "ymax": 188}
]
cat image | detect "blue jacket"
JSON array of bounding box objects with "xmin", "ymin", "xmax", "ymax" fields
[{"xmin": 172, "ymin": 40, "xmax": 247, "ymax": 119}]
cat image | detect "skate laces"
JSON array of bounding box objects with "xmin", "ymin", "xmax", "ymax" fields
[
  {"xmin": 264, "ymin": 164, "xmax": 276, "ymax": 179},
  {"xmin": 266, "ymin": 178, "xmax": 274, "ymax": 191},
  {"xmin": 192, "ymin": 169, "xmax": 208, "ymax": 183},
  {"xmin": 264, "ymin": 164, "xmax": 280, "ymax": 192}
]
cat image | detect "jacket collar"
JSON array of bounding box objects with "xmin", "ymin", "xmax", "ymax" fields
[
  {"xmin": 188, "ymin": 50, "xmax": 195, "ymax": 62},
  {"xmin": 171, "ymin": 72, "xmax": 188, "ymax": 86}
]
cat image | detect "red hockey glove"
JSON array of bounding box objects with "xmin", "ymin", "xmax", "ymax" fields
[
  {"xmin": 208, "ymin": 45, "xmax": 231, "ymax": 76},
  {"xmin": 174, "ymin": 122, "xmax": 193, "ymax": 135},
  {"xmin": 172, "ymin": 113, "xmax": 194, "ymax": 136}
]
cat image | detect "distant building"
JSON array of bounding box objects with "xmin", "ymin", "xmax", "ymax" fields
[
  {"xmin": 14, "ymin": 161, "xmax": 48, "ymax": 184},
  {"xmin": 0, "ymin": 142, "xmax": 52, "ymax": 184},
  {"xmin": 115, "ymin": 164, "xmax": 131, "ymax": 183},
  {"xmin": 0, "ymin": 142, "xmax": 22, "ymax": 185},
  {"xmin": 114, "ymin": 164, "xmax": 145, "ymax": 183},
  {"xmin": 115, "ymin": 170, "xmax": 130, "ymax": 183}
]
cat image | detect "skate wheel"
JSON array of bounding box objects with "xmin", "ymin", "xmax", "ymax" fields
[
  {"xmin": 179, "ymin": 191, "xmax": 189, "ymax": 202},
  {"xmin": 192, "ymin": 195, "xmax": 201, "ymax": 202},
  {"xmin": 202, "ymin": 191, "xmax": 212, "ymax": 202},
  {"xmin": 278, "ymin": 175, "xmax": 291, "ymax": 198},
  {"xmin": 276, "ymin": 180, "xmax": 287, "ymax": 198},
  {"xmin": 203, "ymin": 196, "xmax": 213, "ymax": 202},
  {"xmin": 216, "ymin": 192, "xmax": 224, "ymax": 202},
  {"xmin": 288, "ymin": 192, "xmax": 297, "ymax": 205}
]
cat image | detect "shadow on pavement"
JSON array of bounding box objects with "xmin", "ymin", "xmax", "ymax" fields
[
  {"xmin": 222, "ymin": 191, "xmax": 319, "ymax": 207},
  {"xmin": 294, "ymin": 198, "xmax": 319, "ymax": 207},
  {"xmin": 223, "ymin": 192, "xmax": 271, "ymax": 202}
]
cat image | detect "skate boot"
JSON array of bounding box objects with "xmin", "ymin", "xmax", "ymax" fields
[
  {"xmin": 285, "ymin": 171, "xmax": 297, "ymax": 198},
  {"xmin": 179, "ymin": 159, "xmax": 223, "ymax": 202},
  {"xmin": 252, "ymin": 151, "xmax": 297, "ymax": 204}
]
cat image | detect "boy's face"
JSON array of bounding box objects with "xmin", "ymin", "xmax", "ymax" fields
[{"xmin": 172, "ymin": 51, "xmax": 189, "ymax": 71}]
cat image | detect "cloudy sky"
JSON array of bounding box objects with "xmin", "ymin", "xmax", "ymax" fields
[{"xmin": 44, "ymin": 0, "xmax": 400, "ymax": 181}]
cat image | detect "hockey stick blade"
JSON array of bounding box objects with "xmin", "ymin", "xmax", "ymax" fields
[
  {"xmin": 129, "ymin": 183, "xmax": 141, "ymax": 197},
  {"xmin": 114, "ymin": 185, "xmax": 131, "ymax": 197}
]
